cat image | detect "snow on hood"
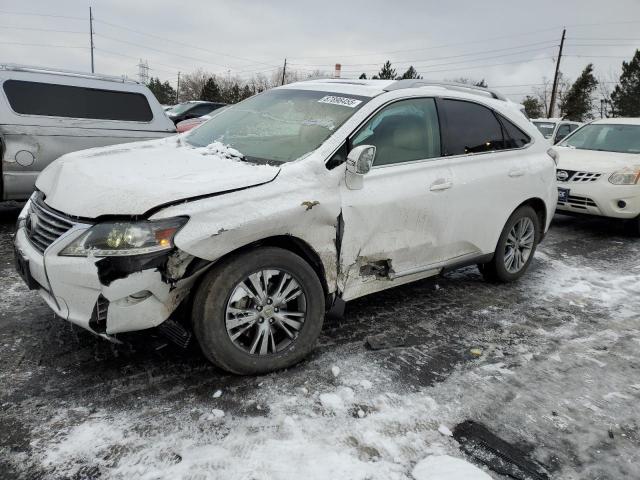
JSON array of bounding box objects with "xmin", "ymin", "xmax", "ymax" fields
[
  {"xmin": 554, "ymin": 146, "xmax": 640, "ymax": 173},
  {"xmin": 36, "ymin": 137, "xmax": 280, "ymax": 218}
]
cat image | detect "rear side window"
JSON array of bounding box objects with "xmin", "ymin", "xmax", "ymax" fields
[
  {"xmin": 440, "ymin": 99, "xmax": 506, "ymax": 155},
  {"xmin": 3, "ymin": 80, "xmax": 153, "ymax": 121},
  {"xmin": 499, "ymin": 115, "xmax": 531, "ymax": 148}
]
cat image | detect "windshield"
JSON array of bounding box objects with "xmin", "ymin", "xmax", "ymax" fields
[
  {"xmin": 559, "ymin": 123, "xmax": 640, "ymax": 154},
  {"xmin": 186, "ymin": 89, "xmax": 369, "ymax": 164},
  {"xmin": 533, "ymin": 121, "xmax": 556, "ymax": 139},
  {"xmin": 168, "ymin": 103, "xmax": 198, "ymax": 115}
]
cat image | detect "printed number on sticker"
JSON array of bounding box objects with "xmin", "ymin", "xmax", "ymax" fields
[{"xmin": 318, "ymin": 96, "xmax": 363, "ymax": 108}]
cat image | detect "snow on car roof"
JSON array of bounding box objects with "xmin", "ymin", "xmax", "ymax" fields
[
  {"xmin": 591, "ymin": 117, "xmax": 640, "ymax": 125},
  {"xmin": 279, "ymin": 79, "xmax": 396, "ymax": 97}
]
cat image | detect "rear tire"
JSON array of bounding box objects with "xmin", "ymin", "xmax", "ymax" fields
[
  {"xmin": 479, "ymin": 206, "xmax": 540, "ymax": 283},
  {"xmin": 192, "ymin": 247, "xmax": 325, "ymax": 375}
]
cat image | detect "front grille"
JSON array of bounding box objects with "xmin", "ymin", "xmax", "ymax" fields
[
  {"xmin": 25, "ymin": 193, "xmax": 78, "ymax": 253},
  {"xmin": 556, "ymin": 169, "xmax": 602, "ymax": 183},
  {"xmin": 558, "ymin": 195, "xmax": 598, "ymax": 210}
]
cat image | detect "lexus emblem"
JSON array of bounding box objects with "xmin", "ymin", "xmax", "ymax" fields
[{"xmin": 556, "ymin": 170, "xmax": 569, "ymax": 182}]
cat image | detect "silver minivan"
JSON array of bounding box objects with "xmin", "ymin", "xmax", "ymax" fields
[{"xmin": 0, "ymin": 64, "xmax": 175, "ymax": 201}]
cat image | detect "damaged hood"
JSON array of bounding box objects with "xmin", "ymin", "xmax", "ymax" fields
[{"xmin": 36, "ymin": 137, "xmax": 280, "ymax": 218}]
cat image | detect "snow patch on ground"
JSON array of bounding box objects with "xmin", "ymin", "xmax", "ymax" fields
[{"xmin": 412, "ymin": 455, "xmax": 493, "ymax": 480}]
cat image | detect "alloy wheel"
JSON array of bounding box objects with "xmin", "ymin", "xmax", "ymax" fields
[
  {"xmin": 225, "ymin": 269, "xmax": 307, "ymax": 355},
  {"xmin": 504, "ymin": 217, "xmax": 535, "ymax": 273}
]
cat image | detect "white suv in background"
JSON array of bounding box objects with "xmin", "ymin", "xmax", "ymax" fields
[
  {"xmin": 14, "ymin": 79, "xmax": 556, "ymax": 374},
  {"xmin": 532, "ymin": 118, "xmax": 582, "ymax": 144},
  {"xmin": 554, "ymin": 118, "xmax": 640, "ymax": 234}
]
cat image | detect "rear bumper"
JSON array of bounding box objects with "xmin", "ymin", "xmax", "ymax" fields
[
  {"xmin": 13, "ymin": 224, "xmax": 196, "ymax": 336},
  {"xmin": 556, "ymin": 182, "xmax": 640, "ymax": 219}
]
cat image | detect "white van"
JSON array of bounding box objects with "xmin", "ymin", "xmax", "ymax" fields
[{"xmin": 0, "ymin": 64, "xmax": 175, "ymax": 201}]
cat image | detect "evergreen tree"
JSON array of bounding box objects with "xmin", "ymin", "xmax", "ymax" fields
[
  {"xmin": 375, "ymin": 61, "xmax": 396, "ymax": 80},
  {"xmin": 611, "ymin": 50, "xmax": 640, "ymax": 117},
  {"xmin": 240, "ymin": 84, "xmax": 253, "ymax": 101},
  {"xmin": 228, "ymin": 83, "xmax": 241, "ymax": 104},
  {"xmin": 398, "ymin": 66, "xmax": 421, "ymax": 80},
  {"xmin": 147, "ymin": 77, "xmax": 177, "ymax": 105},
  {"xmin": 475, "ymin": 79, "xmax": 488, "ymax": 88},
  {"xmin": 522, "ymin": 96, "xmax": 544, "ymax": 118},
  {"xmin": 200, "ymin": 77, "xmax": 222, "ymax": 102},
  {"xmin": 359, "ymin": 73, "xmax": 367, "ymax": 80},
  {"xmin": 559, "ymin": 64, "xmax": 598, "ymax": 121}
]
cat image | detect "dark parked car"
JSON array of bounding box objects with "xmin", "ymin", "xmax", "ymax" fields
[{"xmin": 166, "ymin": 101, "xmax": 226, "ymax": 125}]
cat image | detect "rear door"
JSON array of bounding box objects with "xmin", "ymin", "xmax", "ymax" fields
[
  {"xmin": 339, "ymin": 97, "xmax": 457, "ymax": 300},
  {"xmin": 436, "ymin": 99, "xmax": 534, "ymax": 257}
]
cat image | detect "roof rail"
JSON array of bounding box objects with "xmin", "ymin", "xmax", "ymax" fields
[
  {"xmin": 384, "ymin": 79, "xmax": 507, "ymax": 101},
  {"xmin": 0, "ymin": 63, "xmax": 140, "ymax": 84}
]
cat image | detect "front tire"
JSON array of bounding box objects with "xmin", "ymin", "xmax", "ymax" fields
[
  {"xmin": 479, "ymin": 206, "xmax": 540, "ymax": 283},
  {"xmin": 192, "ymin": 247, "xmax": 325, "ymax": 375}
]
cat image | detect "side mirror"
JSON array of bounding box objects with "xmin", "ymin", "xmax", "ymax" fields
[{"xmin": 345, "ymin": 145, "xmax": 375, "ymax": 190}]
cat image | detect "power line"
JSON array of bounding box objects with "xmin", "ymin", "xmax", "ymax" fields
[
  {"xmin": 0, "ymin": 24, "xmax": 86, "ymax": 34},
  {"xmin": 0, "ymin": 10, "xmax": 84, "ymax": 20},
  {"xmin": 288, "ymin": 40, "xmax": 558, "ymax": 67},
  {"xmin": 340, "ymin": 56, "xmax": 554, "ymax": 74},
  {"xmin": 289, "ymin": 26, "xmax": 564, "ymax": 60},
  {"xmin": 94, "ymin": 18, "xmax": 279, "ymax": 70},
  {"xmin": 0, "ymin": 41, "xmax": 87, "ymax": 48}
]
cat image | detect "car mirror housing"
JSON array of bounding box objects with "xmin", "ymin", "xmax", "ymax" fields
[
  {"xmin": 346, "ymin": 145, "xmax": 376, "ymax": 175},
  {"xmin": 345, "ymin": 145, "xmax": 375, "ymax": 190}
]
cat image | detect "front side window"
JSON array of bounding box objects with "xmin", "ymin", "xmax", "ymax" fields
[
  {"xmin": 559, "ymin": 123, "xmax": 640, "ymax": 154},
  {"xmin": 187, "ymin": 89, "xmax": 369, "ymax": 164},
  {"xmin": 3, "ymin": 80, "xmax": 152, "ymax": 121},
  {"xmin": 441, "ymin": 99, "xmax": 506, "ymax": 155},
  {"xmin": 351, "ymin": 98, "xmax": 441, "ymax": 166}
]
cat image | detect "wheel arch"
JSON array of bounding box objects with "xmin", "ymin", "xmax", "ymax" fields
[
  {"xmin": 517, "ymin": 197, "xmax": 548, "ymax": 239},
  {"xmin": 189, "ymin": 234, "xmax": 331, "ymax": 302}
]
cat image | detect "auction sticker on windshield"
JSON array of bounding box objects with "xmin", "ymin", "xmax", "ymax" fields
[{"xmin": 318, "ymin": 95, "xmax": 363, "ymax": 108}]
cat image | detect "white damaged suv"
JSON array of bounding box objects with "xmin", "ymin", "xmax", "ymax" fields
[{"xmin": 14, "ymin": 79, "xmax": 556, "ymax": 374}]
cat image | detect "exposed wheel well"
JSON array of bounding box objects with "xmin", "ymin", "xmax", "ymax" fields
[{"xmin": 191, "ymin": 235, "xmax": 330, "ymax": 300}]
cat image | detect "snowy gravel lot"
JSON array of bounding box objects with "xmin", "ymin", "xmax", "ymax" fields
[{"xmin": 1, "ymin": 205, "xmax": 639, "ymax": 480}]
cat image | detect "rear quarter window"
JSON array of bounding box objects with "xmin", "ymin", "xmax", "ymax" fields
[
  {"xmin": 499, "ymin": 115, "xmax": 531, "ymax": 148},
  {"xmin": 2, "ymin": 80, "xmax": 153, "ymax": 122}
]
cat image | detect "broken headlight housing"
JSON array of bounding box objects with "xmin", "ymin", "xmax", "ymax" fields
[{"xmin": 60, "ymin": 217, "xmax": 188, "ymax": 257}]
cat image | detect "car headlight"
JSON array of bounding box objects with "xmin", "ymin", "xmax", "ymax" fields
[
  {"xmin": 60, "ymin": 217, "xmax": 188, "ymax": 257},
  {"xmin": 609, "ymin": 170, "xmax": 640, "ymax": 185}
]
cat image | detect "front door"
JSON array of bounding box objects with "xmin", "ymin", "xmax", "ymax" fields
[{"xmin": 338, "ymin": 97, "xmax": 456, "ymax": 301}]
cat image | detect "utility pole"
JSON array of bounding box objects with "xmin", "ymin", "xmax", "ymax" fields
[
  {"xmin": 600, "ymin": 99, "xmax": 604, "ymax": 118},
  {"xmin": 176, "ymin": 72, "xmax": 180, "ymax": 104},
  {"xmin": 281, "ymin": 58, "xmax": 287, "ymax": 86},
  {"xmin": 89, "ymin": 7, "xmax": 95, "ymax": 73},
  {"xmin": 548, "ymin": 28, "xmax": 566, "ymax": 118}
]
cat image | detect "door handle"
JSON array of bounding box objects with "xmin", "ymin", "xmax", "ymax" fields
[
  {"xmin": 430, "ymin": 178, "xmax": 453, "ymax": 191},
  {"xmin": 509, "ymin": 169, "xmax": 525, "ymax": 178}
]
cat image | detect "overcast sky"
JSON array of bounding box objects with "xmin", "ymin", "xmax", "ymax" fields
[{"xmin": 1, "ymin": 0, "xmax": 639, "ymax": 101}]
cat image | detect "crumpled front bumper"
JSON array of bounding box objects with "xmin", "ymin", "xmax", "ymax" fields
[{"xmin": 14, "ymin": 224, "xmax": 197, "ymax": 337}]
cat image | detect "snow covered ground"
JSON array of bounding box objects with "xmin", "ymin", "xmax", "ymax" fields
[{"xmin": 1, "ymin": 210, "xmax": 639, "ymax": 480}]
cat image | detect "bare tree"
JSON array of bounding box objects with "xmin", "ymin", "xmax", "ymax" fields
[{"xmin": 178, "ymin": 68, "xmax": 212, "ymax": 101}]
